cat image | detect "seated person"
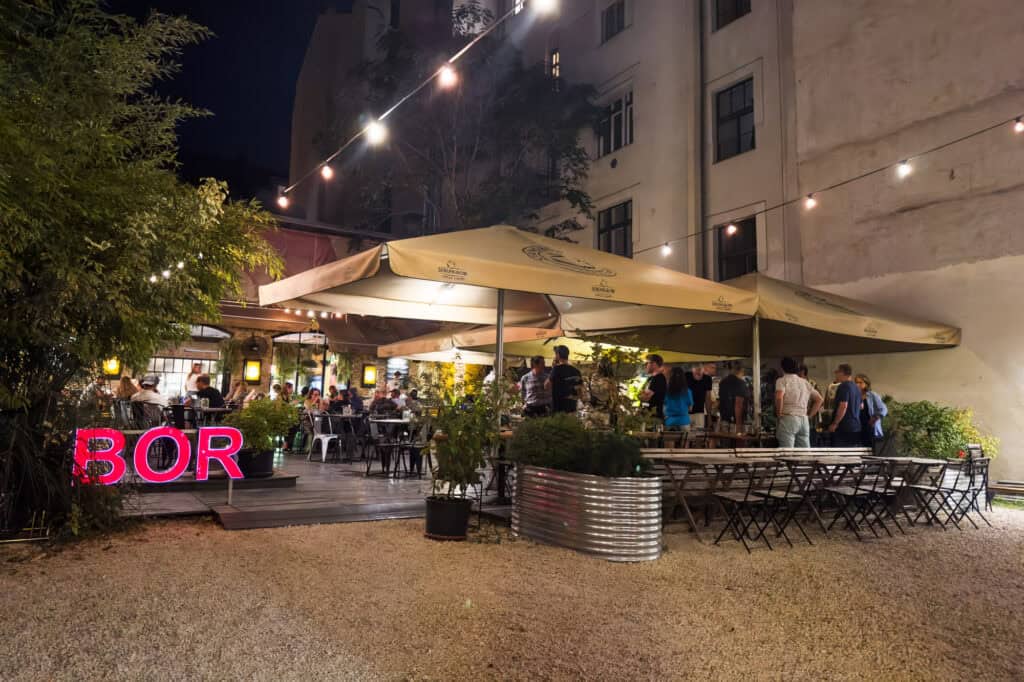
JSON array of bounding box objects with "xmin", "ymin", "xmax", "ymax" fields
[
  {"xmin": 303, "ymin": 387, "xmax": 328, "ymax": 412},
  {"xmin": 369, "ymin": 390, "xmax": 398, "ymax": 415},
  {"xmin": 405, "ymin": 389, "xmax": 423, "ymax": 416},
  {"xmin": 131, "ymin": 375, "xmax": 168, "ymax": 408},
  {"xmin": 187, "ymin": 374, "xmax": 225, "ymax": 408},
  {"xmin": 348, "ymin": 388, "xmax": 364, "ymax": 413},
  {"xmin": 390, "ymin": 388, "xmax": 405, "ymax": 409}
]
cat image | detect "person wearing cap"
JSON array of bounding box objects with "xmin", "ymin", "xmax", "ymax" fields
[
  {"xmin": 131, "ymin": 375, "xmax": 168, "ymax": 407},
  {"xmin": 545, "ymin": 345, "xmax": 582, "ymax": 414}
]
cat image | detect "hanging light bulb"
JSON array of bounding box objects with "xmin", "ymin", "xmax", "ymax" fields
[
  {"xmin": 176, "ymin": 261, "xmax": 184, "ymax": 269},
  {"xmin": 320, "ymin": 311, "xmax": 328, "ymax": 319},
  {"xmin": 198, "ymin": 251, "xmax": 203, "ymax": 260},
  {"xmin": 438, "ymin": 65, "xmax": 458, "ymax": 89},
  {"xmin": 533, "ymin": 0, "xmax": 558, "ymax": 13},
  {"xmin": 725, "ymin": 222, "xmax": 738, "ymax": 236},
  {"xmin": 1014, "ymin": 117, "xmax": 1024, "ymax": 134},
  {"xmin": 660, "ymin": 242, "xmax": 672, "ymax": 256},
  {"xmin": 284, "ymin": 308, "xmax": 291, "ymax": 314},
  {"xmin": 277, "ymin": 194, "xmax": 290, "ymax": 209},
  {"xmin": 148, "ymin": 275, "xmax": 157, "ymax": 283},
  {"xmin": 365, "ymin": 120, "xmax": 388, "ymax": 145},
  {"xmin": 804, "ymin": 194, "xmax": 817, "ymax": 210},
  {"xmin": 320, "ymin": 164, "xmax": 334, "ymax": 180},
  {"xmin": 307, "ymin": 310, "xmax": 315, "ymax": 318},
  {"xmin": 161, "ymin": 269, "xmax": 171, "ymax": 279},
  {"xmin": 896, "ymin": 160, "xmax": 912, "ymax": 178}
]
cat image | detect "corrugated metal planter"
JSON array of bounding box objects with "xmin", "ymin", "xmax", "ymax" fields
[{"xmin": 511, "ymin": 465, "xmax": 663, "ymax": 562}]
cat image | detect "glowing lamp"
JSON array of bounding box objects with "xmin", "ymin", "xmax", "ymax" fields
[
  {"xmin": 804, "ymin": 194, "xmax": 817, "ymax": 210},
  {"xmin": 244, "ymin": 360, "xmax": 262, "ymax": 383},
  {"xmin": 277, "ymin": 195, "xmax": 290, "ymax": 209},
  {"xmin": 725, "ymin": 223, "xmax": 738, "ymax": 236},
  {"xmin": 438, "ymin": 65, "xmax": 458, "ymax": 89},
  {"xmin": 896, "ymin": 161, "xmax": 912, "ymax": 178},
  {"xmin": 1015, "ymin": 118, "xmax": 1024, "ymax": 134},
  {"xmin": 660, "ymin": 243, "xmax": 672, "ymax": 256},
  {"xmin": 365, "ymin": 121, "xmax": 388, "ymax": 146},
  {"xmin": 533, "ymin": 0, "xmax": 557, "ymax": 13},
  {"xmin": 102, "ymin": 358, "xmax": 121, "ymax": 377},
  {"xmin": 361, "ymin": 364, "xmax": 378, "ymax": 388},
  {"xmin": 320, "ymin": 165, "xmax": 334, "ymax": 180}
]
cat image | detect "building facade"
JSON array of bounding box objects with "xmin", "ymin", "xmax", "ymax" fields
[{"xmin": 514, "ymin": 0, "xmax": 1024, "ymax": 480}]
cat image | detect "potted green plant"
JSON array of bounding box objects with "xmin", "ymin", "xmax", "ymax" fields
[
  {"xmin": 223, "ymin": 399, "xmax": 298, "ymax": 478},
  {"xmin": 507, "ymin": 415, "xmax": 662, "ymax": 562},
  {"xmin": 425, "ymin": 382, "xmax": 500, "ymax": 541}
]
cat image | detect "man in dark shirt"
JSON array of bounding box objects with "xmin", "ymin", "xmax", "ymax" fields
[
  {"xmin": 348, "ymin": 388, "xmax": 364, "ymax": 413},
  {"xmin": 193, "ymin": 374, "xmax": 225, "ymax": 408},
  {"xmin": 545, "ymin": 345, "xmax": 582, "ymax": 414},
  {"xmin": 686, "ymin": 363, "xmax": 713, "ymax": 428},
  {"xmin": 717, "ymin": 360, "xmax": 750, "ymax": 431},
  {"xmin": 827, "ymin": 363, "xmax": 862, "ymax": 447},
  {"xmin": 640, "ymin": 354, "xmax": 668, "ymax": 419}
]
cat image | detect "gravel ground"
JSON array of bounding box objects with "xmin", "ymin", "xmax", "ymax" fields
[{"xmin": 2, "ymin": 509, "xmax": 1023, "ymax": 681}]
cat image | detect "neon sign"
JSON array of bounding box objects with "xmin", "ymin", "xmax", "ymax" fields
[{"xmin": 73, "ymin": 426, "xmax": 244, "ymax": 485}]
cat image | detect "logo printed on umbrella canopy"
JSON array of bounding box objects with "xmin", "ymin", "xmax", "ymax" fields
[
  {"xmin": 863, "ymin": 323, "xmax": 880, "ymax": 337},
  {"xmin": 591, "ymin": 279, "xmax": 616, "ymax": 298},
  {"xmin": 521, "ymin": 245, "xmax": 616, "ymax": 277},
  {"xmin": 437, "ymin": 259, "xmax": 468, "ymax": 281},
  {"xmin": 793, "ymin": 289, "xmax": 860, "ymax": 315},
  {"xmin": 711, "ymin": 296, "xmax": 733, "ymax": 311}
]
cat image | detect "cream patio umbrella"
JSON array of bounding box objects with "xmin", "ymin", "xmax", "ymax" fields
[
  {"xmin": 597, "ymin": 272, "xmax": 961, "ymax": 423},
  {"xmin": 258, "ymin": 225, "xmax": 758, "ymax": 392}
]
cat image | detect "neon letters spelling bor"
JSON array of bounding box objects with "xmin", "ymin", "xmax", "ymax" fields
[{"xmin": 73, "ymin": 427, "xmax": 245, "ymax": 485}]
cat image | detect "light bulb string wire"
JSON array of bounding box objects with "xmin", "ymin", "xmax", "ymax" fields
[
  {"xmin": 282, "ymin": 5, "xmax": 520, "ymax": 196},
  {"xmin": 634, "ymin": 112, "xmax": 1022, "ymax": 257}
]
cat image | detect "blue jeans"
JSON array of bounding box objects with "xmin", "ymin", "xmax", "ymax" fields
[{"xmin": 776, "ymin": 415, "xmax": 810, "ymax": 448}]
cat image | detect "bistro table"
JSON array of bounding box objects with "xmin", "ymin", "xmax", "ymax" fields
[
  {"xmin": 193, "ymin": 406, "xmax": 233, "ymax": 427},
  {"xmin": 775, "ymin": 455, "xmax": 865, "ymax": 536},
  {"xmin": 643, "ymin": 454, "xmax": 747, "ymax": 542}
]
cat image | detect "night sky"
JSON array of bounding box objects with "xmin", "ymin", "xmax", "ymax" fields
[{"xmin": 110, "ymin": 1, "xmax": 353, "ymax": 196}]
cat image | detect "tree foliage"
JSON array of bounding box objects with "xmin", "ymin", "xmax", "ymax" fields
[
  {"xmin": 323, "ymin": 1, "xmax": 599, "ymax": 238},
  {"xmin": 0, "ymin": 1, "xmax": 282, "ymax": 527}
]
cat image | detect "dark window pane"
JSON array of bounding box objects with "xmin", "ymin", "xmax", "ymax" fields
[
  {"xmin": 715, "ymin": 78, "xmax": 755, "ymax": 161},
  {"xmin": 597, "ymin": 200, "xmax": 633, "ymax": 258},
  {"xmin": 715, "ymin": 0, "xmax": 752, "ymax": 31}
]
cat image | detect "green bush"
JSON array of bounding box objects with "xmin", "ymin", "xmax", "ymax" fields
[
  {"xmin": 224, "ymin": 399, "xmax": 299, "ymax": 452},
  {"xmin": 885, "ymin": 399, "xmax": 999, "ymax": 460},
  {"xmin": 507, "ymin": 415, "xmax": 649, "ymax": 477}
]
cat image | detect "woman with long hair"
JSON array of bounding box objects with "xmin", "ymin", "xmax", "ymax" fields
[
  {"xmin": 664, "ymin": 366, "xmax": 694, "ymax": 431},
  {"xmin": 112, "ymin": 375, "xmax": 138, "ymax": 400},
  {"xmin": 853, "ymin": 373, "xmax": 888, "ymax": 447}
]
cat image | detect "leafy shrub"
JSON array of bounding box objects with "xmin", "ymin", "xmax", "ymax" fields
[
  {"xmin": 885, "ymin": 399, "xmax": 999, "ymax": 460},
  {"xmin": 507, "ymin": 415, "xmax": 649, "ymax": 477},
  {"xmin": 431, "ymin": 383, "xmax": 500, "ymax": 498},
  {"xmin": 224, "ymin": 399, "xmax": 298, "ymax": 452}
]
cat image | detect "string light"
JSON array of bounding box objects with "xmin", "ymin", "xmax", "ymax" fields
[
  {"xmin": 320, "ymin": 311, "xmax": 329, "ymax": 319},
  {"xmin": 284, "ymin": 308, "xmax": 291, "ymax": 314},
  {"xmin": 320, "ymin": 164, "xmax": 334, "ymax": 180},
  {"xmin": 725, "ymin": 222, "xmax": 738, "ymax": 236},
  {"xmin": 804, "ymin": 194, "xmax": 817, "ymax": 210},
  {"xmin": 660, "ymin": 243, "xmax": 672, "ymax": 256},
  {"xmin": 437, "ymin": 65, "xmax": 458, "ymax": 89},
  {"xmin": 176, "ymin": 261, "xmax": 184, "ymax": 269},
  {"xmin": 896, "ymin": 160, "xmax": 912, "ymax": 178},
  {"xmin": 1015, "ymin": 118, "xmax": 1024, "ymax": 134},
  {"xmin": 148, "ymin": 275, "xmax": 157, "ymax": 283},
  {"xmin": 276, "ymin": 195, "xmax": 289, "ymax": 209},
  {"xmin": 364, "ymin": 120, "xmax": 388, "ymax": 146},
  {"xmin": 307, "ymin": 310, "xmax": 315, "ymax": 318},
  {"xmin": 533, "ymin": 0, "xmax": 558, "ymax": 13},
  {"xmin": 161, "ymin": 269, "xmax": 171, "ymax": 279}
]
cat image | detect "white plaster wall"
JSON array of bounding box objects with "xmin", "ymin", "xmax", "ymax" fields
[{"xmin": 804, "ymin": 255, "xmax": 1024, "ymax": 482}]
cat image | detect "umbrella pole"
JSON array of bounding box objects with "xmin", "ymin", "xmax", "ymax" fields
[
  {"xmin": 752, "ymin": 314, "xmax": 761, "ymax": 433},
  {"xmin": 495, "ymin": 289, "xmax": 505, "ymax": 415}
]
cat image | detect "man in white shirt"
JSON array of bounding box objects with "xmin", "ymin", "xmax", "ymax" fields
[
  {"xmin": 131, "ymin": 375, "xmax": 169, "ymax": 408},
  {"xmin": 774, "ymin": 357, "xmax": 823, "ymax": 448}
]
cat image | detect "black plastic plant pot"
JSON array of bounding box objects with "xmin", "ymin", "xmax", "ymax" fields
[
  {"xmin": 236, "ymin": 449, "xmax": 274, "ymax": 479},
  {"xmin": 424, "ymin": 496, "xmax": 472, "ymax": 541}
]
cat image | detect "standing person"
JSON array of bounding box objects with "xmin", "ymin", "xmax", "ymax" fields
[
  {"xmin": 388, "ymin": 371, "xmax": 403, "ymax": 392},
  {"xmin": 279, "ymin": 382, "xmax": 294, "ymax": 403},
  {"xmin": 184, "ymin": 362, "xmax": 203, "ymax": 393},
  {"xmin": 79, "ymin": 375, "xmax": 109, "ymax": 409},
  {"xmin": 827, "ymin": 364, "xmax": 862, "ymax": 447},
  {"xmin": 545, "ymin": 345, "xmax": 582, "ymax": 414},
  {"xmin": 663, "ymin": 367, "xmax": 694, "ymax": 431},
  {"xmin": 639, "ymin": 354, "xmax": 668, "ymax": 419},
  {"xmin": 854, "ymin": 373, "xmax": 888, "ymax": 447},
  {"xmin": 686, "ymin": 363, "xmax": 713, "ymax": 429},
  {"xmin": 518, "ymin": 356, "xmax": 551, "ymax": 418},
  {"xmin": 717, "ymin": 361, "xmax": 752, "ymax": 432},
  {"xmin": 270, "ymin": 383, "xmax": 282, "ymax": 400},
  {"xmin": 775, "ymin": 357, "xmax": 824, "ymax": 448}
]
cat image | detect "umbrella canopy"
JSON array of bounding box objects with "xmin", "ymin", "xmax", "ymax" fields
[
  {"xmin": 258, "ymin": 225, "xmax": 758, "ymax": 327},
  {"xmin": 604, "ymin": 272, "xmax": 961, "ymax": 357},
  {"xmin": 378, "ymin": 324, "xmax": 728, "ymax": 364}
]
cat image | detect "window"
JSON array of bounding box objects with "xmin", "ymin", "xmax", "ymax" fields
[
  {"xmin": 716, "ymin": 217, "xmax": 757, "ymax": 281},
  {"xmin": 714, "ymin": 0, "xmax": 751, "ymax": 31},
  {"xmin": 597, "ymin": 90, "xmax": 634, "ymax": 157},
  {"xmin": 549, "ymin": 48, "xmax": 560, "ymax": 79},
  {"xmin": 715, "ymin": 78, "xmax": 755, "ymax": 161},
  {"xmin": 597, "ymin": 200, "xmax": 632, "ymax": 257},
  {"xmin": 601, "ymin": 1, "xmax": 628, "ymax": 43},
  {"xmin": 146, "ymin": 357, "xmax": 221, "ymax": 398}
]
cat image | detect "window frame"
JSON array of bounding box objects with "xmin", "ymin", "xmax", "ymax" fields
[
  {"xmin": 713, "ymin": 0, "xmax": 751, "ymax": 31},
  {"xmin": 714, "ymin": 77, "xmax": 755, "ymax": 162},
  {"xmin": 597, "ymin": 200, "xmax": 633, "ymax": 258},
  {"xmin": 596, "ymin": 89, "xmax": 634, "ymax": 158},
  {"xmin": 600, "ymin": 0, "xmax": 629, "ymax": 44},
  {"xmin": 714, "ymin": 216, "xmax": 757, "ymax": 281}
]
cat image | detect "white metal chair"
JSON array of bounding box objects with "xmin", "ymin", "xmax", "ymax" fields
[{"xmin": 308, "ymin": 413, "xmax": 338, "ymax": 462}]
